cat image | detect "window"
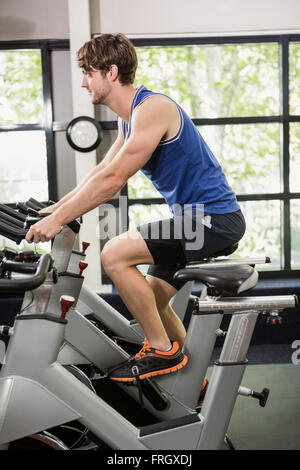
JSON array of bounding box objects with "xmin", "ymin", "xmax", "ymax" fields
[
  {"xmin": 0, "ymin": 40, "xmax": 69, "ymax": 251},
  {"xmin": 107, "ymin": 35, "xmax": 300, "ymax": 277},
  {"xmin": 0, "ymin": 48, "xmax": 49, "ymax": 203},
  {"xmin": 0, "ymin": 130, "xmax": 48, "ymax": 203}
]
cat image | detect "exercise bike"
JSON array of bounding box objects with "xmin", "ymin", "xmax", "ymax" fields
[
  {"xmin": 0, "ymin": 210, "xmax": 297, "ymax": 450},
  {"xmin": 0, "ymin": 200, "xmax": 276, "ymax": 415}
]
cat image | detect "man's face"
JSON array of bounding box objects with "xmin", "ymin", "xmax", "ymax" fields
[{"xmin": 81, "ymin": 68, "xmax": 110, "ymax": 105}]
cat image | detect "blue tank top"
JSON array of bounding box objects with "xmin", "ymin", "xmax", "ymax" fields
[{"xmin": 122, "ymin": 86, "xmax": 240, "ymax": 215}]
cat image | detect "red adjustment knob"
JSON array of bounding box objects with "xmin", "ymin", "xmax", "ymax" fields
[
  {"xmin": 82, "ymin": 241, "xmax": 90, "ymax": 254},
  {"xmin": 60, "ymin": 295, "xmax": 75, "ymax": 319},
  {"xmin": 266, "ymin": 314, "xmax": 282, "ymax": 325},
  {"xmin": 266, "ymin": 316, "xmax": 282, "ymax": 325},
  {"xmin": 78, "ymin": 261, "xmax": 88, "ymax": 276}
]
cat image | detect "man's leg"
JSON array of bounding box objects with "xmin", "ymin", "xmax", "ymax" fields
[
  {"xmin": 146, "ymin": 274, "xmax": 207, "ymax": 406},
  {"xmin": 102, "ymin": 228, "xmax": 188, "ymax": 382},
  {"xmin": 146, "ymin": 274, "xmax": 186, "ymax": 350},
  {"xmin": 101, "ymin": 228, "xmax": 172, "ymax": 351}
]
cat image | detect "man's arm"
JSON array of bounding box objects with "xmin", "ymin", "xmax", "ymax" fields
[
  {"xmin": 26, "ymin": 98, "xmax": 169, "ymax": 243},
  {"xmin": 41, "ymin": 118, "xmax": 125, "ymax": 213}
]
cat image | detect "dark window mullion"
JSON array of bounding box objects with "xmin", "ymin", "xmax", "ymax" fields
[
  {"xmin": 0, "ymin": 124, "xmax": 43, "ymax": 132},
  {"xmin": 281, "ymin": 36, "xmax": 291, "ymax": 270},
  {"xmin": 193, "ymin": 116, "xmax": 281, "ymax": 126},
  {"xmin": 120, "ymin": 185, "xmax": 129, "ymax": 232},
  {"xmin": 131, "ymin": 35, "xmax": 280, "ymax": 48},
  {"xmin": 128, "ymin": 198, "xmax": 166, "ymax": 205},
  {"xmin": 41, "ymin": 42, "xmax": 57, "ymax": 202},
  {"xmin": 237, "ymin": 194, "xmax": 283, "ymax": 201}
]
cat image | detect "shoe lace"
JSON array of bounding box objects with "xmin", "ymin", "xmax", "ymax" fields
[{"xmin": 134, "ymin": 339, "xmax": 152, "ymax": 360}]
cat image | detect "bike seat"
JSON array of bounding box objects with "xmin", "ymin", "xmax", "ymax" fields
[{"xmin": 174, "ymin": 264, "xmax": 258, "ymax": 294}]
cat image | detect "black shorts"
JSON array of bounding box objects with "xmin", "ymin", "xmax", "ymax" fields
[{"xmin": 137, "ymin": 209, "xmax": 246, "ymax": 291}]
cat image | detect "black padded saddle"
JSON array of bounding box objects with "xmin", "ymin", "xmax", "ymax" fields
[
  {"xmin": 174, "ymin": 263, "xmax": 258, "ymax": 294},
  {"xmin": 174, "ymin": 241, "xmax": 258, "ymax": 295}
]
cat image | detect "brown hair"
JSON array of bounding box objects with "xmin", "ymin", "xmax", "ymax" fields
[{"xmin": 77, "ymin": 33, "xmax": 138, "ymax": 85}]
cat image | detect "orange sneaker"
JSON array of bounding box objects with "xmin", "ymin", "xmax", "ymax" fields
[{"xmin": 108, "ymin": 340, "xmax": 188, "ymax": 382}]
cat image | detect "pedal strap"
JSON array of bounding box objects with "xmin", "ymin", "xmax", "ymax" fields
[{"xmin": 131, "ymin": 364, "xmax": 145, "ymax": 409}]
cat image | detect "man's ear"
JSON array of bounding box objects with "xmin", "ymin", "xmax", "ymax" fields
[{"xmin": 109, "ymin": 64, "xmax": 119, "ymax": 81}]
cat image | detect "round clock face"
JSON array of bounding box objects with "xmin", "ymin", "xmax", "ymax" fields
[{"xmin": 66, "ymin": 116, "xmax": 102, "ymax": 152}]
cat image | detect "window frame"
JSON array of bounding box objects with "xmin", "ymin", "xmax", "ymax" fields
[{"xmin": 1, "ymin": 36, "xmax": 300, "ymax": 280}]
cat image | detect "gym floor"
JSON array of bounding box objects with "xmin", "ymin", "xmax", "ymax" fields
[{"xmin": 210, "ymin": 347, "xmax": 300, "ymax": 450}]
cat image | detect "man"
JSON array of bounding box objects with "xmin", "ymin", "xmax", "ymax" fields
[{"xmin": 26, "ymin": 33, "xmax": 246, "ymax": 386}]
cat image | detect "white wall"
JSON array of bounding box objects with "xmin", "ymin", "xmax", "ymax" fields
[
  {"xmin": 1, "ymin": 0, "xmax": 299, "ymax": 42},
  {"xmin": 51, "ymin": 51, "xmax": 76, "ymax": 201},
  {"xmin": 0, "ymin": 0, "xmax": 69, "ymax": 41},
  {"xmin": 96, "ymin": 0, "xmax": 300, "ymax": 36}
]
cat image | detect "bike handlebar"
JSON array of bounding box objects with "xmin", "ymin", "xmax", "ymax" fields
[
  {"xmin": 0, "ymin": 253, "xmax": 52, "ymax": 294},
  {"xmin": 0, "ymin": 258, "xmax": 38, "ymax": 275},
  {"xmin": 24, "ymin": 199, "xmax": 81, "ymax": 234},
  {"xmin": 0, "ymin": 200, "xmax": 81, "ymax": 244},
  {"xmin": 0, "ymin": 204, "xmax": 26, "ymax": 222},
  {"xmin": 0, "ymin": 219, "xmax": 27, "ymax": 244}
]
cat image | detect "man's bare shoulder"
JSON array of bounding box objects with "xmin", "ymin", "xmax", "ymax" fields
[
  {"xmin": 136, "ymin": 93, "xmax": 176, "ymax": 112},
  {"xmin": 132, "ymin": 93, "xmax": 178, "ymax": 130}
]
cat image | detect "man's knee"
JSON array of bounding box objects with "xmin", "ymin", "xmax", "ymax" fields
[
  {"xmin": 101, "ymin": 237, "xmax": 122, "ymax": 274},
  {"xmin": 101, "ymin": 234, "xmax": 139, "ymax": 274}
]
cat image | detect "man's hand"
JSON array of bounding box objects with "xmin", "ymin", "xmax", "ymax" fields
[
  {"xmin": 39, "ymin": 204, "xmax": 57, "ymax": 215},
  {"xmin": 25, "ymin": 214, "xmax": 62, "ymax": 244}
]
